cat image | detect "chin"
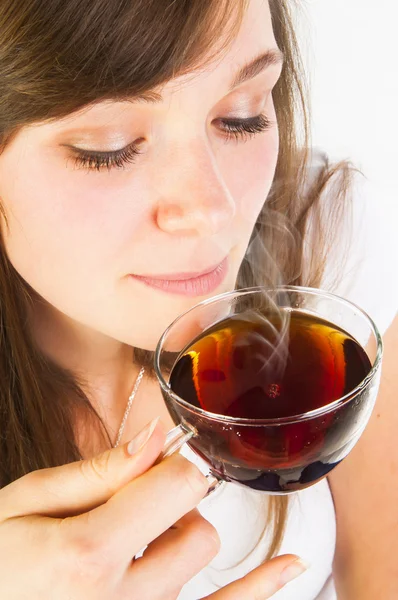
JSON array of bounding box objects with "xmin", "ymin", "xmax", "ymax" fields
[{"xmin": 119, "ymin": 279, "xmax": 238, "ymax": 353}]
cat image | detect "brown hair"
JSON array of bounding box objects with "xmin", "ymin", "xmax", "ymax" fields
[{"xmin": 0, "ymin": 0, "xmax": 355, "ymax": 561}]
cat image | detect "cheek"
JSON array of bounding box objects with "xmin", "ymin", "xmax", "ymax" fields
[
  {"xmin": 1, "ymin": 153, "xmax": 147, "ymax": 276},
  {"xmin": 0, "ymin": 146, "xmax": 152, "ymax": 331}
]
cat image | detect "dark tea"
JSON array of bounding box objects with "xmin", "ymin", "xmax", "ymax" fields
[{"xmin": 169, "ymin": 310, "xmax": 372, "ymax": 492}]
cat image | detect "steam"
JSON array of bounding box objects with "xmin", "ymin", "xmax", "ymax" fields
[{"xmin": 234, "ymin": 204, "xmax": 302, "ymax": 397}]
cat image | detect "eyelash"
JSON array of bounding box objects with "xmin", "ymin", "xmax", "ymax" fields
[
  {"xmin": 217, "ymin": 113, "xmax": 273, "ymax": 142},
  {"xmin": 72, "ymin": 113, "xmax": 273, "ymax": 172},
  {"xmin": 72, "ymin": 144, "xmax": 142, "ymax": 172}
]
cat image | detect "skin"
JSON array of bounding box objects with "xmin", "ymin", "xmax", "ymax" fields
[
  {"xmin": 0, "ymin": 0, "xmax": 281, "ymax": 450},
  {"xmin": 0, "ymin": 1, "xmax": 306, "ymax": 597},
  {"xmin": 0, "ymin": 0, "xmax": 397, "ymax": 597},
  {"xmin": 0, "ymin": 424, "xmax": 307, "ymax": 598},
  {"xmin": 329, "ymin": 313, "xmax": 398, "ymax": 599}
]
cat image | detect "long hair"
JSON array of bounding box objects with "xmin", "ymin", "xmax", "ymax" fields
[{"xmin": 0, "ymin": 0, "xmax": 355, "ymax": 560}]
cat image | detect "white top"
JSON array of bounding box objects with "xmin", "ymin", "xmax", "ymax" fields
[{"xmin": 177, "ymin": 155, "xmax": 398, "ymax": 600}]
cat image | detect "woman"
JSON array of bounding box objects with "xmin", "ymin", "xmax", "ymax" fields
[{"xmin": 0, "ymin": 0, "xmax": 396, "ymax": 598}]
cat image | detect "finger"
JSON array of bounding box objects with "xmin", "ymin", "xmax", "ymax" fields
[
  {"xmin": 129, "ymin": 510, "xmax": 220, "ymax": 599},
  {"xmin": 67, "ymin": 453, "xmax": 210, "ymax": 566},
  {"xmin": 0, "ymin": 418, "xmax": 165, "ymax": 521},
  {"xmin": 204, "ymin": 555, "xmax": 309, "ymax": 599}
]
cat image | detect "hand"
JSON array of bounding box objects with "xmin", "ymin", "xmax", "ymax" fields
[
  {"xmin": 0, "ymin": 419, "xmax": 217, "ymax": 599},
  {"xmin": 0, "ymin": 418, "xmax": 308, "ymax": 598}
]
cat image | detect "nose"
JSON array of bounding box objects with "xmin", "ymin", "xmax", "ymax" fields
[{"xmin": 155, "ymin": 140, "xmax": 236, "ymax": 237}]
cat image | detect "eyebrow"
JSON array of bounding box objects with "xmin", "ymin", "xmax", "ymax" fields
[
  {"xmin": 128, "ymin": 48, "xmax": 284, "ymax": 105},
  {"xmin": 230, "ymin": 48, "xmax": 284, "ymax": 90}
]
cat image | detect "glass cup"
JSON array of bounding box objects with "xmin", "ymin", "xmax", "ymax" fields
[{"xmin": 154, "ymin": 286, "xmax": 383, "ymax": 494}]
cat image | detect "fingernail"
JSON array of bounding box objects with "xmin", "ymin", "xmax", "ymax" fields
[
  {"xmin": 127, "ymin": 417, "xmax": 160, "ymax": 455},
  {"xmin": 279, "ymin": 558, "xmax": 310, "ymax": 587}
]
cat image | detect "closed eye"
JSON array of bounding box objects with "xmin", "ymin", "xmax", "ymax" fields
[
  {"xmin": 68, "ymin": 141, "xmax": 143, "ymax": 172},
  {"xmin": 66, "ymin": 113, "xmax": 273, "ymax": 173},
  {"xmin": 216, "ymin": 114, "xmax": 274, "ymax": 142}
]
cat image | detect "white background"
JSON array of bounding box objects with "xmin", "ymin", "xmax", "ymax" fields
[{"xmin": 296, "ymin": 0, "xmax": 398, "ymax": 220}]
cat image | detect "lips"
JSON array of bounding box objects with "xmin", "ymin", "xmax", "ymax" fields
[{"xmin": 129, "ymin": 256, "xmax": 229, "ymax": 297}]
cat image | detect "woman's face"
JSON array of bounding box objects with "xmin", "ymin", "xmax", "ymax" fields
[{"xmin": 0, "ymin": 0, "xmax": 282, "ymax": 350}]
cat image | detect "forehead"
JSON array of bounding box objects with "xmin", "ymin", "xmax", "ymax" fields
[
  {"xmin": 16, "ymin": 0, "xmax": 276, "ymax": 133},
  {"xmin": 165, "ymin": 0, "xmax": 276, "ymax": 93}
]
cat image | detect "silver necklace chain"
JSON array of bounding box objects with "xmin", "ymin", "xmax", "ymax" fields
[{"xmin": 113, "ymin": 366, "xmax": 146, "ymax": 448}]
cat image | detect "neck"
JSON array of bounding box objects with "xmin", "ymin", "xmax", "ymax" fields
[
  {"xmin": 27, "ymin": 295, "xmax": 173, "ymax": 455},
  {"xmin": 28, "ymin": 295, "xmax": 143, "ymax": 424}
]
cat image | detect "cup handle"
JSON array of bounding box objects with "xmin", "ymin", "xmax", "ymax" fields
[
  {"xmin": 162, "ymin": 424, "xmax": 196, "ymax": 458},
  {"xmin": 160, "ymin": 424, "xmax": 223, "ymax": 495}
]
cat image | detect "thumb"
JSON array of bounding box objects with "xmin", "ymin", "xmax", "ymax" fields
[{"xmin": 0, "ymin": 417, "xmax": 164, "ymax": 521}]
